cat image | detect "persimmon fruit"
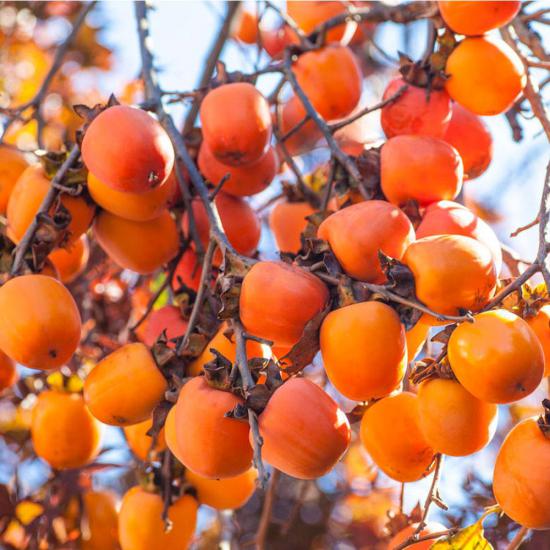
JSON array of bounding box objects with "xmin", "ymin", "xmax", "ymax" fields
[
  {"xmin": 48, "ymin": 235, "xmax": 90, "ymax": 284},
  {"xmin": 0, "ymin": 351, "xmax": 18, "ymax": 392},
  {"xmin": 287, "ymin": 1, "xmax": 349, "ymax": 44},
  {"xmin": 233, "ymin": 10, "xmax": 258, "ymax": 44},
  {"xmin": 81, "ymin": 491, "xmax": 119, "ymax": 550},
  {"xmin": 527, "ymin": 305, "xmax": 550, "ymax": 376},
  {"xmin": 389, "ymin": 522, "xmax": 447, "ymax": 549},
  {"xmin": 269, "ymin": 200, "xmax": 315, "ymax": 254},
  {"xmin": 141, "ymin": 305, "xmax": 188, "ymax": 348},
  {"xmin": 278, "ymin": 95, "xmax": 322, "ymax": 155},
  {"xmin": 172, "ymin": 248, "xmax": 204, "ymax": 293},
  {"xmin": 0, "ymin": 145, "xmax": 30, "ymax": 214},
  {"xmin": 124, "ymin": 417, "xmax": 166, "ymax": 461}
]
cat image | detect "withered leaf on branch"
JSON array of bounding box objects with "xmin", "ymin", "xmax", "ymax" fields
[
  {"xmin": 355, "ymin": 147, "xmax": 382, "ymax": 200},
  {"xmin": 147, "ymin": 400, "xmax": 172, "ymax": 443},
  {"xmin": 0, "ymin": 234, "xmax": 15, "ymax": 275},
  {"xmin": 203, "ymin": 349, "xmax": 232, "ymax": 390},
  {"xmin": 346, "ymin": 403, "xmax": 369, "ymax": 425},
  {"xmin": 379, "ymin": 251, "xmax": 416, "ymax": 297},
  {"xmin": 244, "ymin": 384, "xmax": 272, "ymax": 415},
  {"xmin": 224, "ymin": 402, "xmax": 249, "ymax": 423},
  {"xmin": 217, "ymin": 251, "xmax": 252, "ymax": 320},
  {"xmin": 430, "ymin": 324, "xmax": 457, "ymax": 345}
]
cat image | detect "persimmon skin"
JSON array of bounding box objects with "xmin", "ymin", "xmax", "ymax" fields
[
  {"xmin": 31, "ymin": 390, "xmax": 102, "ymax": 470},
  {"xmin": 448, "ymin": 310, "xmax": 544, "ymax": 404},
  {"xmin": 7, "ymin": 165, "xmax": 95, "ymax": 244},
  {"xmin": 233, "ymin": 10, "xmax": 258, "ymax": 44},
  {"xmin": 0, "ymin": 350, "xmax": 18, "ymax": 392},
  {"xmin": 381, "ymin": 135, "xmax": 463, "ymax": 207},
  {"xmin": 124, "ymin": 417, "xmax": 166, "ymax": 461},
  {"xmin": 287, "ymin": 1, "xmax": 349, "ymax": 43},
  {"xmin": 320, "ymin": 302, "xmax": 407, "ymax": 401},
  {"xmin": 175, "ymin": 376, "xmax": 253, "ymax": 478},
  {"xmin": 88, "ymin": 171, "xmax": 175, "ymax": 222},
  {"xmin": 118, "ymin": 487, "xmax": 197, "ymax": 550},
  {"xmin": 84, "ymin": 343, "xmax": 167, "ymax": 426},
  {"xmin": 240, "ymin": 261, "xmax": 329, "ymax": 348},
  {"xmin": 269, "ymin": 200, "xmax": 315, "ymax": 254},
  {"xmin": 416, "ymin": 200, "xmax": 502, "ymax": 274},
  {"xmin": 82, "ymin": 105, "xmax": 174, "ymax": 193},
  {"xmin": 186, "ymin": 468, "xmax": 256, "ymax": 510},
  {"xmin": 318, "ymin": 200, "xmax": 415, "ymax": 283},
  {"xmin": 279, "ymin": 95, "xmax": 323, "ymax": 156},
  {"xmin": 438, "ymin": 1, "xmax": 521, "ymax": 36},
  {"xmin": 182, "ymin": 194, "xmax": 261, "ymax": 264},
  {"xmin": 142, "ymin": 305, "xmax": 188, "ymax": 348},
  {"xmin": 493, "ymin": 417, "xmax": 550, "ymax": 529},
  {"xmin": 406, "ymin": 316, "xmax": 431, "ymax": 362},
  {"xmin": 172, "ymin": 248, "xmax": 203, "ymax": 292},
  {"xmin": 527, "ymin": 305, "xmax": 550, "ymax": 376},
  {"xmin": 81, "ymin": 491, "xmax": 119, "ymax": 550},
  {"xmin": 293, "ymin": 45, "xmax": 362, "ymax": 121},
  {"xmin": 164, "ymin": 406, "xmax": 184, "ymax": 462},
  {"xmin": 48, "ymin": 236, "xmax": 89, "ymax": 284},
  {"xmin": 403, "ymin": 235, "xmax": 497, "ymax": 316},
  {"xmin": 360, "ymin": 392, "xmax": 435, "ymax": 483},
  {"xmin": 94, "ymin": 210, "xmax": 179, "ymax": 274},
  {"xmin": 0, "ymin": 145, "xmax": 29, "ymax": 214},
  {"xmin": 445, "ymin": 37, "xmax": 526, "ymax": 116},
  {"xmin": 417, "ymin": 378, "xmax": 498, "ymax": 457},
  {"xmin": 389, "ymin": 522, "xmax": 447, "ymax": 550},
  {"xmin": 258, "ymin": 378, "xmax": 351, "ymax": 479},
  {"xmin": 0, "ymin": 275, "xmax": 81, "ymax": 370},
  {"xmin": 381, "ymin": 78, "xmax": 452, "ymax": 138},
  {"xmin": 198, "ymin": 142, "xmax": 277, "ymax": 197},
  {"xmin": 442, "ymin": 104, "xmax": 492, "ymax": 180},
  {"xmin": 200, "ymin": 82, "xmax": 272, "ymax": 166}
]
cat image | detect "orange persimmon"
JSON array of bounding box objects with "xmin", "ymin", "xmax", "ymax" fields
[
  {"xmin": 233, "ymin": 10, "xmax": 258, "ymax": 44},
  {"xmin": 389, "ymin": 522, "xmax": 447, "ymax": 549},
  {"xmin": 124, "ymin": 417, "xmax": 166, "ymax": 461},
  {"xmin": 81, "ymin": 491, "xmax": 119, "ymax": 550},
  {"xmin": 171, "ymin": 248, "xmax": 204, "ymax": 293},
  {"xmin": 0, "ymin": 145, "xmax": 30, "ymax": 214},
  {"xmin": 287, "ymin": 1, "xmax": 349, "ymax": 43},
  {"xmin": 527, "ymin": 305, "xmax": 550, "ymax": 376},
  {"xmin": 48, "ymin": 236, "xmax": 90, "ymax": 284},
  {"xmin": 0, "ymin": 350, "xmax": 18, "ymax": 392},
  {"xmin": 269, "ymin": 200, "xmax": 315, "ymax": 254},
  {"xmin": 141, "ymin": 305, "xmax": 188, "ymax": 348}
]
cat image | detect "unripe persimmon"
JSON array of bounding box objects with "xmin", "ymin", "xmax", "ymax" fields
[
  {"xmin": 240, "ymin": 261, "xmax": 329, "ymax": 348},
  {"xmin": 381, "ymin": 135, "xmax": 463, "ymax": 207},
  {"xmin": 94, "ymin": 210, "xmax": 179, "ymax": 274},
  {"xmin": 84, "ymin": 343, "xmax": 167, "ymax": 426},
  {"xmin": 258, "ymin": 378, "xmax": 351, "ymax": 479},
  {"xmin": 174, "ymin": 376, "xmax": 253, "ymax": 478},
  {"xmin": 442, "ymin": 104, "xmax": 492, "ymax": 180},
  {"xmin": 200, "ymin": 82, "xmax": 271, "ymax": 166},
  {"xmin": 141, "ymin": 305, "xmax": 188, "ymax": 348},
  {"xmin": 7, "ymin": 165, "xmax": 95, "ymax": 244},
  {"xmin": 448, "ymin": 310, "xmax": 544, "ymax": 404},
  {"xmin": 318, "ymin": 200, "xmax": 415, "ymax": 283},
  {"xmin": 198, "ymin": 142, "xmax": 277, "ymax": 197},
  {"xmin": 88, "ymin": 171, "xmax": 175, "ymax": 222},
  {"xmin": 82, "ymin": 105, "xmax": 174, "ymax": 193},
  {"xmin": 81, "ymin": 491, "xmax": 119, "ymax": 550},
  {"xmin": 124, "ymin": 417, "xmax": 166, "ymax": 461},
  {"xmin": 445, "ymin": 37, "xmax": 526, "ymax": 116},
  {"xmin": 416, "ymin": 200, "xmax": 502, "ymax": 274},
  {"xmin": 118, "ymin": 487, "xmax": 197, "ymax": 550},
  {"xmin": 527, "ymin": 305, "xmax": 550, "ymax": 376},
  {"xmin": 48, "ymin": 235, "xmax": 90, "ymax": 284},
  {"xmin": 320, "ymin": 301, "xmax": 407, "ymax": 401},
  {"xmin": 493, "ymin": 416, "xmax": 550, "ymax": 529},
  {"xmin": 269, "ymin": 200, "xmax": 314, "ymax": 254},
  {"xmin": 438, "ymin": 1, "xmax": 521, "ymax": 36},
  {"xmin": 389, "ymin": 522, "xmax": 447, "ymax": 550},
  {"xmin": 0, "ymin": 350, "xmax": 18, "ymax": 392},
  {"xmin": 403, "ymin": 235, "xmax": 497, "ymax": 316},
  {"xmin": 31, "ymin": 390, "xmax": 102, "ymax": 470},
  {"xmin": 0, "ymin": 145, "xmax": 30, "ymax": 214},
  {"xmin": 0, "ymin": 274, "xmax": 81, "ymax": 370},
  {"xmin": 417, "ymin": 378, "xmax": 498, "ymax": 456},
  {"xmin": 293, "ymin": 45, "xmax": 362, "ymax": 121},
  {"xmin": 380, "ymin": 78, "xmax": 452, "ymax": 138},
  {"xmin": 360, "ymin": 392, "xmax": 435, "ymax": 482},
  {"xmin": 172, "ymin": 248, "xmax": 203, "ymax": 293},
  {"xmin": 186, "ymin": 468, "xmax": 256, "ymax": 510}
]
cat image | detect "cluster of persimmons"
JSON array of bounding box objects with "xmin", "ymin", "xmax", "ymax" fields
[{"xmin": 0, "ymin": 1, "xmax": 548, "ymax": 549}]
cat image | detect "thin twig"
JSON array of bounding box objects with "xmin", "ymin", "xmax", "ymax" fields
[
  {"xmin": 510, "ymin": 216, "xmax": 540, "ymax": 237},
  {"xmin": 392, "ymin": 528, "xmax": 456, "ymax": 550},
  {"xmin": 256, "ymin": 469, "xmax": 281, "ymax": 550}
]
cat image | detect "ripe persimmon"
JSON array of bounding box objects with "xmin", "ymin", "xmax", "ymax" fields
[
  {"xmin": 233, "ymin": 10, "xmax": 258, "ymax": 44},
  {"xmin": 172, "ymin": 248, "xmax": 204, "ymax": 293},
  {"xmin": 442, "ymin": 104, "xmax": 492, "ymax": 180},
  {"xmin": 81, "ymin": 491, "xmax": 119, "ymax": 550},
  {"xmin": 405, "ymin": 315, "xmax": 432, "ymax": 362},
  {"xmin": 124, "ymin": 417, "xmax": 166, "ymax": 461},
  {"xmin": 141, "ymin": 305, "xmax": 188, "ymax": 348},
  {"xmin": 293, "ymin": 45, "xmax": 362, "ymax": 121},
  {"xmin": 360, "ymin": 392, "xmax": 435, "ymax": 482},
  {"xmin": 416, "ymin": 200, "xmax": 502, "ymax": 274},
  {"xmin": 417, "ymin": 378, "xmax": 498, "ymax": 456},
  {"xmin": 174, "ymin": 376, "xmax": 253, "ymax": 478},
  {"xmin": 448, "ymin": 310, "xmax": 544, "ymax": 404},
  {"xmin": 0, "ymin": 350, "xmax": 18, "ymax": 392},
  {"xmin": 94, "ymin": 210, "xmax": 179, "ymax": 274},
  {"xmin": 182, "ymin": 194, "xmax": 261, "ymax": 264},
  {"xmin": 269, "ymin": 200, "xmax": 314, "ymax": 254},
  {"xmin": 320, "ymin": 301, "xmax": 407, "ymax": 401},
  {"xmin": 381, "ymin": 135, "xmax": 463, "ymax": 207},
  {"xmin": 200, "ymin": 82, "xmax": 271, "ymax": 166},
  {"xmin": 403, "ymin": 235, "xmax": 497, "ymax": 316},
  {"xmin": 493, "ymin": 416, "xmax": 550, "ymax": 529},
  {"xmin": 118, "ymin": 487, "xmax": 197, "ymax": 550},
  {"xmin": 258, "ymin": 377, "xmax": 351, "ymax": 479},
  {"xmin": 318, "ymin": 200, "xmax": 415, "ymax": 283},
  {"xmin": 84, "ymin": 343, "xmax": 167, "ymax": 426},
  {"xmin": 186, "ymin": 468, "xmax": 256, "ymax": 510},
  {"xmin": 389, "ymin": 522, "xmax": 447, "ymax": 549},
  {"xmin": 82, "ymin": 105, "xmax": 174, "ymax": 193},
  {"xmin": 48, "ymin": 235, "xmax": 89, "ymax": 284},
  {"xmin": 261, "ymin": 25, "xmax": 300, "ymax": 59},
  {"xmin": 278, "ymin": 95, "xmax": 323, "ymax": 156},
  {"xmin": 31, "ymin": 390, "xmax": 102, "ymax": 470},
  {"xmin": 287, "ymin": 1, "xmax": 349, "ymax": 43},
  {"xmin": 7, "ymin": 165, "xmax": 95, "ymax": 244},
  {"xmin": 527, "ymin": 305, "xmax": 550, "ymax": 376},
  {"xmin": 0, "ymin": 145, "xmax": 30, "ymax": 214},
  {"xmin": 380, "ymin": 78, "xmax": 452, "ymax": 138},
  {"xmin": 0, "ymin": 274, "xmax": 81, "ymax": 370},
  {"xmin": 445, "ymin": 37, "xmax": 526, "ymax": 116},
  {"xmin": 88, "ymin": 171, "xmax": 175, "ymax": 222},
  {"xmin": 164, "ymin": 406, "xmax": 184, "ymax": 462},
  {"xmin": 240, "ymin": 261, "xmax": 329, "ymax": 348},
  {"xmin": 438, "ymin": 1, "xmax": 521, "ymax": 36},
  {"xmin": 198, "ymin": 142, "xmax": 277, "ymax": 197}
]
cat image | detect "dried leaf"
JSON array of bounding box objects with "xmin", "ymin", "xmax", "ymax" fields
[{"xmin": 431, "ymin": 519, "xmax": 492, "ymax": 549}]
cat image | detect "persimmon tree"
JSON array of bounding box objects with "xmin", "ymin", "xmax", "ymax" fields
[{"xmin": 0, "ymin": 1, "xmax": 549, "ymax": 549}]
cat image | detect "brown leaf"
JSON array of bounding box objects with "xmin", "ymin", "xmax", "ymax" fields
[
  {"xmin": 245, "ymin": 384, "xmax": 272, "ymax": 414},
  {"xmin": 147, "ymin": 401, "xmax": 172, "ymax": 443}
]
